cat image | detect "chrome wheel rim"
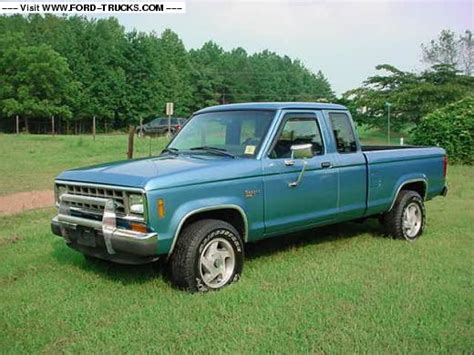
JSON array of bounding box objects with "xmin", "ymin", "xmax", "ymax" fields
[
  {"xmin": 403, "ymin": 202, "xmax": 422, "ymax": 238},
  {"xmin": 199, "ymin": 237, "xmax": 235, "ymax": 288}
]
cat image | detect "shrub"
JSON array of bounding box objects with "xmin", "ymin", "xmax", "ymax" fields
[{"xmin": 412, "ymin": 97, "xmax": 474, "ymax": 164}]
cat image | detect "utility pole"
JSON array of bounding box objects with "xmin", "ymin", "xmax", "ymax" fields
[
  {"xmin": 385, "ymin": 102, "xmax": 392, "ymax": 144},
  {"xmin": 51, "ymin": 115, "xmax": 55, "ymax": 136},
  {"xmin": 16, "ymin": 115, "xmax": 19, "ymax": 135}
]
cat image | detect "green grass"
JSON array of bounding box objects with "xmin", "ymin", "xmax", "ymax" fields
[
  {"xmin": 0, "ymin": 165, "xmax": 472, "ymax": 353},
  {"xmin": 0, "ymin": 134, "xmax": 169, "ymax": 195},
  {"xmin": 357, "ymin": 124, "xmax": 406, "ymax": 145}
]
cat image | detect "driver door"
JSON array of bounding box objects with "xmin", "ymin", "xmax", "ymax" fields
[{"xmin": 262, "ymin": 111, "xmax": 338, "ymax": 235}]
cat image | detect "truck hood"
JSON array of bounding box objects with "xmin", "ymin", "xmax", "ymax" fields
[{"xmin": 56, "ymin": 154, "xmax": 262, "ymax": 190}]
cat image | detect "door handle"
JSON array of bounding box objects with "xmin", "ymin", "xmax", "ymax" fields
[{"xmin": 321, "ymin": 162, "xmax": 332, "ymax": 169}]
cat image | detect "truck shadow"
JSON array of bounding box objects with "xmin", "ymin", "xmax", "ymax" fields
[
  {"xmin": 51, "ymin": 219, "xmax": 385, "ymax": 285},
  {"xmin": 51, "ymin": 240, "xmax": 165, "ymax": 285},
  {"xmin": 245, "ymin": 219, "xmax": 383, "ymax": 260}
]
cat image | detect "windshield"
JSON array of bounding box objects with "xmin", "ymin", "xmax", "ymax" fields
[{"xmin": 168, "ymin": 110, "xmax": 275, "ymax": 158}]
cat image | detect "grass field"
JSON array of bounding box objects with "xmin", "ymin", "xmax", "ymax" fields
[
  {"xmin": 356, "ymin": 124, "xmax": 405, "ymax": 145},
  {"xmin": 0, "ymin": 134, "xmax": 472, "ymax": 352},
  {"xmin": 0, "ymin": 134, "xmax": 168, "ymax": 195}
]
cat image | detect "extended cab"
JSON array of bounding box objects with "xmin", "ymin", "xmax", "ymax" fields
[{"xmin": 51, "ymin": 103, "xmax": 448, "ymax": 292}]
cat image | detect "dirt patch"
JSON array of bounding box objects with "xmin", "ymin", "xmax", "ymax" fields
[
  {"xmin": 0, "ymin": 190, "xmax": 54, "ymax": 215},
  {"xmin": 0, "ymin": 234, "xmax": 23, "ymax": 246}
]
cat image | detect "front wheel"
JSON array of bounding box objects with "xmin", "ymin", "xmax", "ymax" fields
[
  {"xmin": 169, "ymin": 219, "xmax": 244, "ymax": 292},
  {"xmin": 382, "ymin": 190, "xmax": 426, "ymax": 241}
]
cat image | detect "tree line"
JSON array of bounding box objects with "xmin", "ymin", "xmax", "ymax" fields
[
  {"xmin": 0, "ymin": 15, "xmax": 334, "ymax": 133},
  {"xmin": 343, "ymin": 30, "xmax": 473, "ymax": 131}
]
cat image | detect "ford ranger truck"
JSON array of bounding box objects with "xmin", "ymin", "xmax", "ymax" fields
[{"xmin": 51, "ymin": 102, "xmax": 448, "ymax": 292}]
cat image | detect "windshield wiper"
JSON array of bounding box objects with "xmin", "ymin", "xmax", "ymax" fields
[
  {"xmin": 161, "ymin": 147, "xmax": 179, "ymax": 155},
  {"xmin": 189, "ymin": 146, "xmax": 235, "ymax": 158}
]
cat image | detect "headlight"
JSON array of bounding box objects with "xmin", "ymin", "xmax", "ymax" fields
[
  {"xmin": 128, "ymin": 194, "xmax": 144, "ymax": 215},
  {"xmin": 55, "ymin": 184, "xmax": 67, "ymax": 203}
]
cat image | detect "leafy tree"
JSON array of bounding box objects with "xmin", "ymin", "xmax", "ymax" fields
[
  {"xmin": 220, "ymin": 47, "xmax": 254, "ymax": 103},
  {"xmin": 0, "ymin": 15, "xmax": 336, "ymax": 132},
  {"xmin": 412, "ymin": 96, "xmax": 474, "ymax": 164},
  {"xmin": 189, "ymin": 41, "xmax": 225, "ymax": 110},
  {"xmin": 0, "ymin": 32, "xmax": 77, "ymax": 131},
  {"xmin": 123, "ymin": 31, "xmax": 165, "ymax": 123},
  {"xmin": 344, "ymin": 64, "xmax": 474, "ymax": 130},
  {"xmin": 156, "ymin": 29, "xmax": 193, "ymax": 117},
  {"xmin": 422, "ymin": 29, "xmax": 474, "ymax": 75},
  {"xmin": 459, "ymin": 30, "xmax": 474, "ymax": 76}
]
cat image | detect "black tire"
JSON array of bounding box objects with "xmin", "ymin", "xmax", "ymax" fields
[
  {"xmin": 169, "ymin": 219, "xmax": 244, "ymax": 292},
  {"xmin": 382, "ymin": 190, "xmax": 426, "ymax": 241}
]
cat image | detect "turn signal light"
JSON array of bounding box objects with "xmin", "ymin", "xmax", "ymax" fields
[
  {"xmin": 157, "ymin": 199, "xmax": 165, "ymax": 219},
  {"xmin": 130, "ymin": 223, "xmax": 148, "ymax": 233}
]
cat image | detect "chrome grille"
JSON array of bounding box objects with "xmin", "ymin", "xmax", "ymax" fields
[{"xmin": 56, "ymin": 183, "xmax": 127, "ymax": 215}]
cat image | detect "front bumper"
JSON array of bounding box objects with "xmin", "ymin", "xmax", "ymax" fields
[{"xmin": 51, "ymin": 214, "xmax": 159, "ymax": 264}]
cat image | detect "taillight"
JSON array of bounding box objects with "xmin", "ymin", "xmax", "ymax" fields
[
  {"xmin": 443, "ymin": 155, "xmax": 448, "ymax": 177},
  {"xmin": 177, "ymin": 125, "xmax": 181, "ymax": 131}
]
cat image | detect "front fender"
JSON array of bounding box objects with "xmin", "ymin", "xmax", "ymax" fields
[{"xmin": 150, "ymin": 195, "xmax": 248, "ymax": 255}]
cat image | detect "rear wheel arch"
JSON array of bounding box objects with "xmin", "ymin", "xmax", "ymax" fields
[
  {"xmin": 389, "ymin": 179, "xmax": 427, "ymax": 212},
  {"xmin": 168, "ymin": 205, "xmax": 248, "ymax": 256}
]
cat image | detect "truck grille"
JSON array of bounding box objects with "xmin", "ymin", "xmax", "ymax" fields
[{"xmin": 56, "ymin": 182, "xmax": 127, "ymax": 215}]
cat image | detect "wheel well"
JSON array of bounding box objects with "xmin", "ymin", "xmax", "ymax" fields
[
  {"xmin": 181, "ymin": 208, "xmax": 246, "ymax": 241},
  {"xmin": 400, "ymin": 181, "xmax": 427, "ymax": 199}
]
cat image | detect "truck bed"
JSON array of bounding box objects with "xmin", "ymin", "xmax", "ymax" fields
[
  {"xmin": 361, "ymin": 146, "xmax": 446, "ymax": 216},
  {"xmin": 361, "ymin": 145, "xmax": 422, "ymax": 151}
]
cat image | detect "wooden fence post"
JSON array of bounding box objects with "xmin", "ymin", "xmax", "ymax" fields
[
  {"xmin": 127, "ymin": 125, "xmax": 136, "ymax": 159},
  {"xmin": 93, "ymin": 116, "xmax": 96, "ymax": 141}
]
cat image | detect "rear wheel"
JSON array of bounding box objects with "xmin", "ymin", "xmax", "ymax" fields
[
  {"xmin": 382, "ymin": 190, "xmax": 426, "ymax": 241},
  {"xmin": 169, "ymin": 219, "xmax": 244, "ymax": 292}
]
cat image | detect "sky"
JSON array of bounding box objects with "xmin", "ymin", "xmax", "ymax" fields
[{"xmin": 114, "ymin": 0, "xmax": 473, "ymax": 95}]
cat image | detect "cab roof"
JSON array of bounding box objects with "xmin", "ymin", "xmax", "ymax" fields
[{"xmin": 195, "ymin": 102, "xmax": 347, "ymax": 114}]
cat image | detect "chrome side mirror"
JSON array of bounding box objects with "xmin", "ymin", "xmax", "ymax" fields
[
  {"xmin": 285, "ymin": 143, "xmax": 313, "ymax": 166},
  {"xmin": 290, "ymin": 144, "xmax": 313, "ymax": 159}
]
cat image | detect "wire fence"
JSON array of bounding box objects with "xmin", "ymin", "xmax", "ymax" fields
[{"xmin": 0, "ymin": 116, "xmax": 132, "ymax": 135}]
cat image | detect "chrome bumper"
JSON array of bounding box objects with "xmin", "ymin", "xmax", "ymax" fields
[{"xmin": 51, "ymin": 214, "xmax": 158, "ymax": 257}]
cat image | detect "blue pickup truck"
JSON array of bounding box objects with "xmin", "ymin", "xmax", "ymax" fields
[{"xmin": 52, "ymin": 102, "xmax": 448, "ymax": 292}]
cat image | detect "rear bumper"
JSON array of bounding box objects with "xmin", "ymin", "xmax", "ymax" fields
[{"xmin": 51, "ymin": 215, "xmax": 159, "ymax": 264}]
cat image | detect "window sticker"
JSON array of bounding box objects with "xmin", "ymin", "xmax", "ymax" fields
[{"xmin": 244, "ymin": 145, "xmax": 256, "ymax": 155}]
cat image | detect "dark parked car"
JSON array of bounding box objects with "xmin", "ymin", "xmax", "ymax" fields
[{"xmin": 138, "ymin": 117, "xmax": 186, "ymax": 136}]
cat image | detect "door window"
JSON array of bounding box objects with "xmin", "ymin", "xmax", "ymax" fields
[
  {"xmin": 270, "ymin": 114, "xmax": 324, "ymax": 159},
  {"xmin": 328, "ymin": 112, "xmax": 357, "ymax": 153}
]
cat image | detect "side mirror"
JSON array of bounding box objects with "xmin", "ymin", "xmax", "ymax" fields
[{"xmin": 290, "ymin": 143, "xmax": 313, "ymax": 160}]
